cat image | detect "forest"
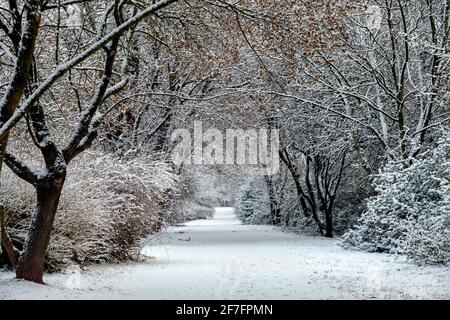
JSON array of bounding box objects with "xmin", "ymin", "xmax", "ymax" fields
[{"xmin": 0, "ymin": 0, "xmax": 449, "ymax": 299}]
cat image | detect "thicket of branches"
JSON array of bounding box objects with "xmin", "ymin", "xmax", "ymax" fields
[{"xmin": 1, "ymin": 151, "xmax": 179, "ymax": 269}]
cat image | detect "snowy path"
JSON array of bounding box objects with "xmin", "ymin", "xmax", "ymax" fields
[{"xmin": 0, "ymin": 208, "xmax": 449, "ymax": 300}]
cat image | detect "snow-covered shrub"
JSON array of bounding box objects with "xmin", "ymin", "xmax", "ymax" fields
[
  {"xmin": 341, "ymin": 135, "xmax": 450, "ymax": 265},
  {"xmin": 237, "ymin": 187, "xmax": 257, "ymax": 223},
  {"xmin": 170, "ymin": 199, "xmax": 213, "ymax": 223},
  {"xmin": 404, "ymin": 142, "xmax": 450, "ymax": 265},
  {"xmin": 235, "ymin": 177, "xmax": 271, "ymax": 224},
  {"xmin": 169, "ymin": 168, "xmax": 215, "ymax": 223},
  {"xmin": 1, "ymin": 150, "xmax": 179, "ymax": 270}
]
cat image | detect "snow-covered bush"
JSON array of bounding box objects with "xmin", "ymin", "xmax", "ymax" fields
[
  {"xmin": 341, "ymin": 135, "xmax": 450, "ymax": 265},
  {"xmin": 235, "ymin": 177, "xmax": 271, "ymax": 225},
  {"xmin": 169, "ymin": 168, "xmax": 215, "ymax": 223},
  {"xmin": 1, "ymin": 151, "xmax": 179, "ymax": 270}
]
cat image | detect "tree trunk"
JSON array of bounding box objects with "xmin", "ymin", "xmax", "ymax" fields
[
  {"xmin": 279, "ymin": 150, "xmax": 310, "ymax": 218},
  {"xmin": 324, "ymin": 208, "xmax": 333, "ymax": 238},
  {"xmin": 15, "ymin": 175, "xmax": 65, "ymax": 283}
]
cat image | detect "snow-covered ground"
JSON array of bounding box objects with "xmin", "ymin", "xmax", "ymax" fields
[{"xmin": 0, "ymin": 207, "xmax": 449, "ymax": 300}]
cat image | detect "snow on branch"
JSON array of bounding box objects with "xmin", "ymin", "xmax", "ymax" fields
[
  {"xmin": 0, "ymin": 0, "xmax": 177, "ymax": 143},
  {"xmin": 4, "ymin": 151, "xmax": 39, "ymax": 185}
]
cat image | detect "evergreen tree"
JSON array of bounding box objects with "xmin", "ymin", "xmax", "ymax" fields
[{"xmin": 342, "ymin": 135, "xmax": 450, "ymax": 265}]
